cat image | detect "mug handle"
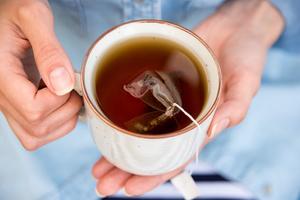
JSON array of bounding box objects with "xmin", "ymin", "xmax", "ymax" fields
[
  {"xmin": 74, "ymin": 72, "xmax": 87, "ymax": 122},
  {"xmin": 74, "ymin": 72, "xmax": 199, "ymax": 200}
]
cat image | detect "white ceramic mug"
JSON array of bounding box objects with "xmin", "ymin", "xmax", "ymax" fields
[{"xmin": 75, "ymin": 20, "xmax": 221, "ymax": 199}]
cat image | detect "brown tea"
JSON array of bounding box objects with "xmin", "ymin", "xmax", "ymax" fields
[{"xmin": 95, "ymin": 37, "xmax": 207, "ymax": 134}]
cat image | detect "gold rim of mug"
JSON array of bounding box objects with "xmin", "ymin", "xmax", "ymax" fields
[{"xmin": 80, "ymin": 19, "xmax": 222, "ymax": 139}]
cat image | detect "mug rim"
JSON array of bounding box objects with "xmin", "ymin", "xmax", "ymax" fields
[{"xmin": 80, "ymin": 19, "xmax": 222, "ymax": 139}]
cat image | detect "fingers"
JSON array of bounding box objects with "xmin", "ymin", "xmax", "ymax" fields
[
  {"xmin": 0, "ymin": 1, "xmax": 80, "ymax": 150},
  {"xmin": 15, "ymin": 0, "xmax": 74, "ymax": 95},
  {"xmin": 0, "ymin": 50, "xmax": 71, "ymax": 123},
  {"xmin": 96, "ymin": 168, "xmax": 132, "ymax": 196},
  {"xmin": 92, "ymin": 157, "xmax": 187, "ymax": 197},
  {"xmin": 5, "ymin": 111, "xmax": 79, "ymax": 151},
  {"xmin": 0, "ymin": 55, "xmax": 80, "ymax": 137},
  {"xmin": 125, "ymin": 165, "xmax": 185, "ymax": 196},
  {"xmin": 1, "ymin": 91, "xmax": 81, "ymax": 149},
  {"xmin": 0, "ymin": 56, "xmax": 81, "ymax": 150},
  {"xmin": 90, "ymin": 158, "xmax": 137, "ymax": 197},
  {"xmin": 93, "ymin": 158, "xmax": 131, "ymax": 196},
  {"xmin": 92, "ymin": 157, "xmax": 114, "ymax": 179},
  {"xmin": 29, "ymin": 91, "xmax": 82, "ymax": 137},
  {"xmin": 208, "ymin": 70, "xmax": 261, "ymax": 138},
  {"xmin": 41, "ymin": 115, "xmax": 78, "ymax": 143}
]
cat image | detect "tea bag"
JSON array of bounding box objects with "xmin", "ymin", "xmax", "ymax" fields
[{"xmin": 123, "ymin": 71, "xmax": 182, "ymax": 133}]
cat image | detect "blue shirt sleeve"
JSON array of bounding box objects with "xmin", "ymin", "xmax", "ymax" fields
[{"xmin": 270, "ymin": 0, "xmax": 300, "ymax": 52}]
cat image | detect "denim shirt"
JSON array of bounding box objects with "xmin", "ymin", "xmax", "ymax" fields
[
  {"xmin": 271, "ymin": 0, "xmax": 300, "ymax": 53},
  {"xmin": 0, "ymin": 1, "xmax": 300, "ymax": 200}
]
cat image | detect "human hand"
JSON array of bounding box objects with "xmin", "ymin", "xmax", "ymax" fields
[
  {"xmin": 195, "ymin": 0, "xmax": 284, "ymax": 138},
  {"xmin": 0, "ymin": 0, "xmax": 82, "ymax": 150},
  {"xmin": 92, "ymin": 0, "xmax": 284, "ymax": 197}
]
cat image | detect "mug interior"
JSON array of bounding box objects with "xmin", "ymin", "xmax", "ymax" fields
[{"xmin": 82, "ymin": 20, "xmax": 221, "ymax": 137}]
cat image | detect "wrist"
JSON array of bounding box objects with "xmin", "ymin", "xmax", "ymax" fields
[
  {"xmin": 212, "ymin": 0, "xmax": 284, "ymax": 47},
  {"xmin": 242, "ymin": 1, "xmax": 284, "ymax": 47}
]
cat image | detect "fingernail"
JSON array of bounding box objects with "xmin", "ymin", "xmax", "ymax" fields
[
  {"xmin": 121, "ymin": 188, "xmax": 132, "ymax": 197},
  {"xmin": 49, "ymin": 67, "xmax": 74, "ymax": 96},
  {"xmin": 210, "ymin": 118, "xmax": 230, "ymax": 138},
  {"xmin": 95, "ymin": 188, "xmax": 106, "ymax": 198}
]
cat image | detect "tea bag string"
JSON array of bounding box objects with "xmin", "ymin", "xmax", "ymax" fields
[{"xmin": 173, "ymin": 103, "xmax": 203, "ymax": 175}]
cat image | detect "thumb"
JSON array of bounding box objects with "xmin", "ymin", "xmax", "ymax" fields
[
  {"xmin": 208, "ymin": 71, "xmax": 260, "ymax": 138},
  {"xmin": 16, "ymin": 1, "xmax": 74, "ymax": 96}
]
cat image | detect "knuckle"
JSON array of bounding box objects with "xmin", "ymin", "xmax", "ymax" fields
[
  {"xmin": 235, "ymin": 112, "xmax": 246, "ymax": 124},
  {"xmin": 30, "ymin": 125, "xmax": 49, "ymax": 137},
  {"xmin": 21, "ymin": 138, "xmax": 40, "ymax": 151},
  {"xmin": 68, "ymin": 118, "xmax": 78, "ymax": 132},
  {"xmin": 91, "ymin": 165, "xmax": 99, "ymax": 178},
  {"xmin": 251, "ymin": 76, "xmax": 261, "ymax": 96},
  {"xmin": 238, "ymin": 70, "xmax": 261, "ymax": 95},
  {"xmin": 17, "ymin": 5, "xmax": 32, "ymax": 20},
  {"xmin": 22, "ymin": 104, "xmax": 43, "ymax": 123},
  {"xmin": 0, "ymin": 54, "xmax": 20, "ymax": 68},
  {"xmin": 24, "ymin": 111, "xmax": 43, "ymax": 124},
  {"xmin": 36, "ymin": 44, "xmax": 62, "ymax": 69},
  {"xmin": 17, "ymin": 1, "xmax": 51, "ymax": 21},
  {"xmin": 231, "ymin": 102, "xmax": 248, "ymax": 125},
  {"xmin": 27, "ymin": 113, "xmax": 43, "ymax": 124}
]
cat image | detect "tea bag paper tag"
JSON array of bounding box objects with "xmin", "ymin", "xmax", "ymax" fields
[{"xmin": 171, "ymin": 171, "xmax": 199, "ymax": 200}]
